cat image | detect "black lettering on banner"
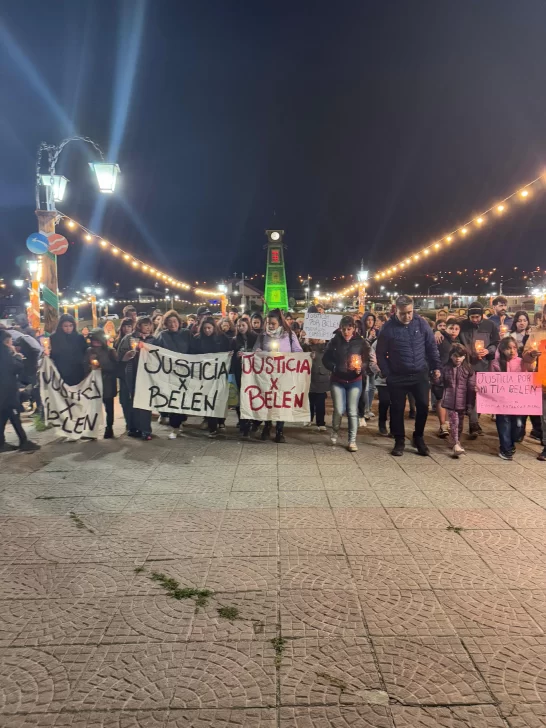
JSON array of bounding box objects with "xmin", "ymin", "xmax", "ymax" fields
[
  {"xmin": 81, "ymin": 379, "xmax": 102, "ymax": 400},
  {"xmin": 191, "ymin": 392, "xmax": 203, "ymax": 411},
  {"xmin": 143, "ymin": 348, "xmax": 162, "ymax": 374},
  {"xmin": 204, "ymin": 391, "xmax": 218, "ymax": 412},
  {"xmin": 148, "ymin": 385, "xmax": 169, "ymax": 409},
  {"xmin": 168, "ymin": 389, "xmax": 180, "ymax": 408}
]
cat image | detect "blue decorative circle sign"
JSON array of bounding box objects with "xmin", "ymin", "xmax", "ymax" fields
[{"xmin": 26, "ymin": 232, "xmax": 49, "ymax": 254}]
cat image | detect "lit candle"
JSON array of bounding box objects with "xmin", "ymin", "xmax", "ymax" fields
[
  {"xmin": 270, "ymin": 340, "xmax": 279, "ymax": 352},
  {"xmin": 130, "ymin": 338, "xmax": 138, "ymax": 350},
  {"xmin": 500, "ymin": 325, "xmax": 509, "ymax": 337},
  {"xmin": 475, "ymin": 340, "xmax": 485, "ymax": 354},
  {"xmin": 349, "ymin": 354, "xmax": 362, "ymax": 371}
]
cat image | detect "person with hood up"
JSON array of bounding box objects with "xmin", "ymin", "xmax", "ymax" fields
[
  {"xmin": 459, "ymin": 301, "xmax": 500, "ymax": 438},
  {"xmin": 231, "ymin": 318, "xmax": 258, "ymax": 438},
  {"xmin": 154, "ymin": 310, "xmax": 192, "ymax": 438},
  {"xmin": 323, "ymin": 315, "xmax": 374, "ymax": 452},
  {"xmin": 190, "ymin": 317, "xmax": 232, "ymax": 437},
  {"xmin": 118, "ymin": 316, "xmax": 156, "ymax": 440},
  {"xmin": 0, "ymin": 330, "xmax": 40, "ymax": 452},
  {"xmin": 84, "ymin": 329, "xmax": 118, "ymax": 439},
  {"xmin": 253, "ymin": 309, "xmax": 303, "ymax": 443},
  {"xmin": 50, "ymin": 314, "xmax": 87, "ymax": 386}
]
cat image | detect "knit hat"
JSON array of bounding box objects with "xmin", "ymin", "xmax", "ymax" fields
[
  {"xmin": 88, "ymin": 328, "xmax": 107, "ymax": 345},
  {"xmin": 196, "ymin": 306, "xmax": 212, "ymax": 316},
  {"xmin": 467, "ymin": 301, "xmax": 484, "ymax": 317}
]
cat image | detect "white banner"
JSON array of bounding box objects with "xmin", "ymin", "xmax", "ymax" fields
[
  {"xmin": 134, "ymin": 344, "xmax": 231, "ymax": 417},
  {"xmin": 240, "ymin": 352, "xmax": 312, "ymax": 422},
  {"xmin": 39, "ymin": 357, "xmax": 104, "ymax": 440},
  {"xmin": 303, "ymin": 313, "xmax": 342, "ymax": 340}
]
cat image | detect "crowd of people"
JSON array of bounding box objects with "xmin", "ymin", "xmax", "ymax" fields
[{"xmin": 1, "ymin": 295, "xmax": 545, "ymax": 462}]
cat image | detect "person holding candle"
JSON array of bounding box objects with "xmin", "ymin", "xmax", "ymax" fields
[
  {"xmin": 323, "ymin": 315, "xmax": 375, "ymax": 452},
  {"xmin": 231, "ymin": 318, "xmax": 259, "ymax": 438},
  {"xmin": 50, "ymin": 314, "xmax": 88, "ymax": 386},
  {"xmin": 509, "ymin": 311, "xmax": 531, "ymax": 355},
  {"xmin": 118, "ymin": 316, "xmax": 156, "ymax": 439},
  {"xmin": 253, "ymin": 309, "xmax": 302, "ymax": 443},
  {"xmin": 459, "ymin": 302, "xmax": 500, "ymax": 439},
  {"xmin": 376, "ymin": 295, "xmax": 441, "ymax": 457},
  {"xmin": 84, "ymin": 329, "xmax": 118, "ymax": 439}
]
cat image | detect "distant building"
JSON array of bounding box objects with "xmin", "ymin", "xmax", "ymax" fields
[{"xmin": 225, "ymin": 278, "xmax": 263, "ymax": 309}]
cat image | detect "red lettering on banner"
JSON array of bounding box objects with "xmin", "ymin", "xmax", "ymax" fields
[
  {"xmin": 300, "ymin": 359, "xmax": 311, "ymax": 375},
  {"xmin": 270, "ymin": 377, "xmax": 279, "ymax": 391},
  {"xmin": 294, "ymin": 393, "xmax": 304, "ymax": 408},
  {"xmin": 286, "ymin": 358, "xmax": 296, "ymax": 372}
]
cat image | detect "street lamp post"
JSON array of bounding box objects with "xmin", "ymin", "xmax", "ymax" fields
[
  {"xmin": 35, "ymin": 136, "xmax": 120, "ymax": 333},
  {"xmin": 357, "ymin": 261, "xmax": 369, "ymax": 315}
]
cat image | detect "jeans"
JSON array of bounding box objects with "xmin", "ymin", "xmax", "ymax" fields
[
  {"xmin": 331, "ymin": 380, "xmax": 362, "ymax": 445},
  {"xmin": 104, "ymin": 398, "xmax": 114, "ymax": 429},
  {"xmin": 388, "ymin": 371, "xmax": 430, "ymax": 443},
  {"xmin": 357, "ymin": 376, "xmax": 368, "ymax": 418},
  {"xmin": 496, "ymin": 414, "xmax": 522, "ymax": 453},
  {"xmin": 119, "ymin": 380, "xmax": 132, "ymax": 430},
  {"xmin": 309, "ymin": 392, "xmax": 327, "ymax": 426},
  {"xmin": 377, "ymin": 386, "xmax": 391, "ymax": 428},
  {"xmin": 0, "ymin": 406, "xmax": 28, "ymax": 447},
  {"xmin": 366, "ymin": 373, "xmax": 376, "ymax": 412}
]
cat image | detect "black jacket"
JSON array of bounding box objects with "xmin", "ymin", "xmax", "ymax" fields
[
  {"xmin": 438, "ymin": 332, "xmax": 462, "ymax": 366},
  {"xmin": 154, "ymin": 328, "xmax": 192, "ymax": 354},
  {"xmin": 459, "ymin": 318, "xmax": 500, "ymax": 373},
  {"xmin": 323, "ymin": 332, "xmax": 371, "ymax": 383},
  {"xmin": 190, "ymin": 333, "xmax": 232, "ymax": 355},
  {"xmin": 50, "ymin": 328, "xmax": 87, "ymax": 386},
  {"xmin": 304, "ymin": 342, "xmax": 330, "ymax": 394},
  {"xmin": 230, "ymin": 331, "xmax": 258, "ymax": 384},
  {"xmin": 118, "ymin": 331, "xmax": 156, "ymax": 393},
  {"xmin": 84, "ymin": 346, "xmax": 118, "ymax": 400},
  {"xmin": 0, "ymin": 348, "xmax": 23, "ymax": 410}
]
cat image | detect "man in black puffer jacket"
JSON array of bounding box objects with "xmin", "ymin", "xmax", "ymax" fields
[{"xmin": 376, "ymin": 295, "xmax": 441, "ymax": 457}]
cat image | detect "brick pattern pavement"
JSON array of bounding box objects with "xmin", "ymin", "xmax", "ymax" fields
[{"xmin": 1, "ymin": 410, "xmax": 546, "ymax": 726}]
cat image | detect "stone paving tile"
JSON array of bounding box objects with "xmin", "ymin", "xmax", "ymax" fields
[
  {"xmin": 170, "ymin": 641, "xmax": 276, "ymax": 709},
  {"xmin": 279, "ymin": 508, "xmax": 336, "ymax": 530},
  {"xmin": 437, "ymin": 590, "xmax": 543, "ymax": 636},
  {"xmin": 38, "ymin": 536, "xmax": 156, "ymax": 565},
  {"xmin": 386, "ymin": 508, "xmax": 450, "ymax": 529},
  {"xmin": 280, "ymin": 705, "xmax": 394, "ymax": 727},
  {"xmin": 349, "ymin": 555, "xmax": 430, "ymax": 590},
  {"xmin": 129, "ymin": 560, "xmax": 210, "ymax": 594},
  {"xmin": 373, "ymin": 636, "xmax": 492, "ymax": 705},
  {"xmin": 280, "ymin": 637, "xmax": 384, "ymax": 706},
  {"xmin": 144, "ymin": 480, "xmax": 233, "ymax": 495},
  {"xmin": 167, "ymin": 709, "xmax": 277, "ymax": 727},
  {"xmin": 399, "ymin": 529, "xmax": 477, "ymax": 557},
  {"xmin": 513, "ymin": 590, "xmax": 546, "ymax": 632},
  {"xmin": 220, "ymin": 509, "xmax": 278, "ymax": 530},
  {"xmin": 500, "ymin": 702, "xmax": 546, "ymax": 727},
  {"xmin": 0, "ymin": 516, "xmax": 86, "ymax": 539},
  {"xmin": 461, "ymin": 530, "xmax": 543, "ymax": 559},
  {"xmin": 441, "ymin": 508, "xmax": 511, "ymax": 530},
  {"xmin": 479, "ymin": 491, "xmax": 537, "ymax": 509},
  {"xmin": 464, "ymin": 636, "xmax": 546, "ymax": 703},
  {"xmin": 340, "ymin": 529, "xmax": 411, "ymax": 556},
  {"xmin": 374, "ymin": 488, "xmax": 434, "ymax": 509},
  {"xmin": 515, "ymin": 529, "xmax": 546, "ymax": 556},
  {"xmin": 205, "ymin": 557, "xmax": 279, "ymax": 592},
  {"xmin": 280, "ymin": 589, "xmax": 367, "ymax": 638},
  {"xmin": 1, "ymin": 598, "xmax": 121, "ymax": 647},
  {"xmin": 390, "ymin": 705, "xmax": 506, "ymax": 727},
  {"xmin": 0, "ymin": 711, "xmax": 168, "ymax": 727},
  {"xmin": 322, "ymin": 476, "xmax": 372, "ymax": 490},
  {"xmin": 279, "ymin": 491, "xmax": 330, "ymax": 508},
  {"xmin": 231, "ymin": 478, "xmax": 279, "ymax": 492},
  {"xmin": 175, "ymin": 493, "xmax": 229, "ymax": 510},
  {"xmin": 213, "ymin": 530, "xmax": 278, "ymax": 558},
  {"xmin": 421, "ymin": 488, "xmax": 487, "ymax": 509},
  {"xmin": 103, "ymin": 512, "xmax": 178, "ymax": 536},
  {"xmin": 326, "ymin": 490, "xmax": 382, "ymax": 508},
  {"xmin": 494, "ymin": 507, "xmax": 546, "ymax": 529},
  {"xmin": 148, "ymin": 531, "xmax": 218, "ymax": 559},
  {"xmin": 279, "ymin": 529, "xmax": 344, "ymax": 556},
  {"xmin": 0, "ymin": 564, "xmax": 61, "ymax": 599},
  {"xmin": 280, "ymin": 555, "xmax": 355, "ymax": 591},
  {"xmin": 51, "ymin": 564, "xmax": 141, "ymax": 600},
  {"xmin": 480, "ymin": 557, "xmax": 546, "ymax": 589},
  {"xmin": 358, "ymin": 588, "xmax": 456, "ymax": 637},
  {"xmin": 190, "ymin": 591, "xmax": 278, "ymax": 642},
  {"xmin": 333, "ymin": 507, "xmax": 395, "ymax": 530},
  {"xmin": 103, "ymin": 596, "xmax": 194, "ymax": 643},
  {"xmin": 278, "ymin": 477, "xmax": 325, "ymax": 491},
  {"xmin": 413, "ymin": 555, "xmax": 502, "ymax": 590},
  {"xmin": 227, "ymin": 492, "xmax": 278, "ymax": 510}
]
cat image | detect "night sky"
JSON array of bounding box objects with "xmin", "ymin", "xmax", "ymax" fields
[{"xmin": 2, "ymin": 0, "xmax": 546, "ymax": 294}]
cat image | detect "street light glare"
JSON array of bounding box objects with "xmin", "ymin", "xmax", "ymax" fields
[{"xmin": 88, "ymin": 162, "xmax": 121, "ymax": 193}]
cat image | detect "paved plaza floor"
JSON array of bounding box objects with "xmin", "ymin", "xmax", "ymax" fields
[{"xmin": 1, "ymin": 408, "xmax": 546, "ymax": 727}]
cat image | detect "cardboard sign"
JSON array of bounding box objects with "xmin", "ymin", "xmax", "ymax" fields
[
  {"xmin": 476, "ymin": 371, "xmax": 542, "ymax": 415},
  {"xmin": 303, "ymin": 313, "xmax": 342, "ymax": 340},
  {"xmin": 240, "ymin": 352, "xmax": 312, "ymax": 422},
  {"xmin": 134, "ymin": 344, "xmax": 231, "ymax": 417},
  {"xmin": 39, "ymin": 357, "xmax": 104, "ymax": 440}
]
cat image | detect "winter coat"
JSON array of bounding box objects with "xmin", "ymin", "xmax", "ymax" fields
[
  {"xmin": 459, "ymin": 318, "xmax": 500, "ymax": 373},
  {"xmin": 9, "ymin": 330, "xmax": 41, "ymax": 386},
  {"xmin": 231, "ymin": 331, "xmax": 258, "ymax": 386},
  {"xmin": 0, "ymin": 347, "xmax": 23, "ymax": 410},
  {"xmin": 253, "ymin": 330, "xmax": 303, "ymax": 354},
  {"xmin": 154, "ymin": 328, "xmax": 191, "ymax": 354},
  {"xmin": 118, "ymin": 331, "xmax": 156, "ymax": 394},
  {"xmin": 376, "ymin": 314, "xmax": 441, "ymax": 378},
  {"xmin": 490, "ymin": 356, "xmax": 535, "ymax": 373},
  {"xmin": 190, "ymin": 332, "xmax": 232, "ymax": 355},
  {"xmin": 490, "ymin": 314, "xmax": 514, "ymax": 329},
  {"xmin": 441, "ymin": 364, "xmax": 476, "ymax": 411},
  {"xmin": 84, "ymin": 346, "xmax": 118, "ymax": 400},
  {"xmin": 303, "ymin": 342, "xmax": 331, "ymax": 394},
  {"xmin": 323, "ymin": 332, "xmax": 372, "ymax": 384},
  {"xmin": 438, "ymin": 332, "xmax": 462, "ymax": 366},
  {"xmin": 50, "ymin": 315, "xmax": 87, "ymax": 385},
  {"xmin": 362, "ymin": 311, "xmax": 378, "ymax": 344}
]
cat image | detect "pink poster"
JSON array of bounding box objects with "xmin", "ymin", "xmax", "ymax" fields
[{"xmin": 476, "ymin": 372, "xmax": 542, "ymax": 415}]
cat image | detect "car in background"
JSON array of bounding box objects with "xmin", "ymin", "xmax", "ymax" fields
[{"xmin": 104, "ymin": 314, "xmax": 119, "ymax": 320}]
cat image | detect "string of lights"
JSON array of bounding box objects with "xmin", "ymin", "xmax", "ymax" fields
[{"xmin": 58, "ymin": 212, "xmax": 192, "ymax": 291}]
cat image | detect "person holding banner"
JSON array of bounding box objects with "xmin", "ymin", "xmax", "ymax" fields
[
  {"xmin": 50, "ymin": 314, "xmax": 87, "ymax": 387},
  {"xmin": 85, "ymin": 329, "xmax": 119, "ymax": 439},
  {"xmin": 190, "ymin": 317, "xmax": 232, "ymax": 437},
  {"xmin": 253, "ymin": 309, "xmax": 302, "ymax": 443},
  {"xmin": 323, "ymin": 315, "xmax": 372, "ymax": 452},
  {"xmin": 154, "ymin": 310, "xmax": 192, "ymax": 438},
  {"xmin": 231, "ymin": 318, "xmax": 258, "ymax": 438},
  {"xmin": 0, "ymin": 330, "xmax": 40, "ymax": 452},
  {"xmin": 118, "ymin": 316, "xmax": 156, "ymax": 440}
]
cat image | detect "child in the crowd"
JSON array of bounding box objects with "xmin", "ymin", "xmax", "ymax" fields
[
  {"xmin": 491, "ymin": 337, "xmax": 536, "ymax": 460},
  {"xmin": 441, "ymin": 343, "xmax": 476, "ymax": 457},
  {"xmin": 304, "ymin": 338, "xmax": 330, "ymax": 431},
  {"xmin": 85, "ymin": 329, "xmax": 118, "ymax": 439},
  {"xmin": 0, "ymin": 330, "xmax": 40, "ymax": 452}
]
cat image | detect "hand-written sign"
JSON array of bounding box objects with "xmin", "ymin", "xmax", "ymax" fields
[
  {"xmin": 476, "ymin": 372, "xmax": 542, "ymax": 415},
  {"xmin": 303, "ymin": 313, "xmax": 342, "ymax": 340},
  {"xmin": 39, "ymin": 356, "xmax": 104, "ymax": 439},
  {"xmin": 240, "ymin": 352, "xmax": 312, "ymax": 422},
  {"xmin": 134, "ymin": 344, "xmax": 231, "ymax": 417}
]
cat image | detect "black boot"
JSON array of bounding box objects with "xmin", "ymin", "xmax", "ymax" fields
[
  {"xmin": 275, "ymin": 429, "xmax": 286, "ymax": 444},
  {"xmin": 261, "ymin": 425, "xmax": 271, "ymax": 441},
  {"xmin": 104, "ymin": 427, "xmax": 114, "ymax": 439},
  {"xmin": 413, "ymin": 435, "xmax": 430, "ymax": 456},
  {"xmin": 378, "ymin": 423, "xmax": 389, "ymax": 437},
  {"xmin": 391, "ymin": 440, "xmax": 405, "ymax": 457},
  {"xmin": 538, "ymin": 448, "xmax": 546, "ymax": 462}
]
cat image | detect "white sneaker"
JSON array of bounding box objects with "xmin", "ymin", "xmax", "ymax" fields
[
  {"xmin": 318, "ymin": 426, "xmax": 327, "ymax": 432},
  {"xmin": 347, "ymin": 443, "xmax": 358, "ymax": 452},
  {"xmin": 453, "ymin": 443, "xmax": 465, "ymax": 457},
  {"xmin": 331, "ymin": 433, "xmax": 338, "ymax": 445},
  {"xmin": 200, "ymin": 419, "xmax": 209, "ymax": 430},
  {"xmin": 168, "ymin": 431, "xmax": 177, "ymax": 440},
  {"xmin": 366, "ymin": 412, "xmax": 376, "ymax": 420},
  {"xmin": 303, "ymin": 421, "xmax": 313, "ymax": 427},
  {"xmin": 178, "ymin": 425, "xmax": 184, "ymax": 434},
  {"xmin": 359, "ymin": 418, "xmax": 367, "ymax": 428}
]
